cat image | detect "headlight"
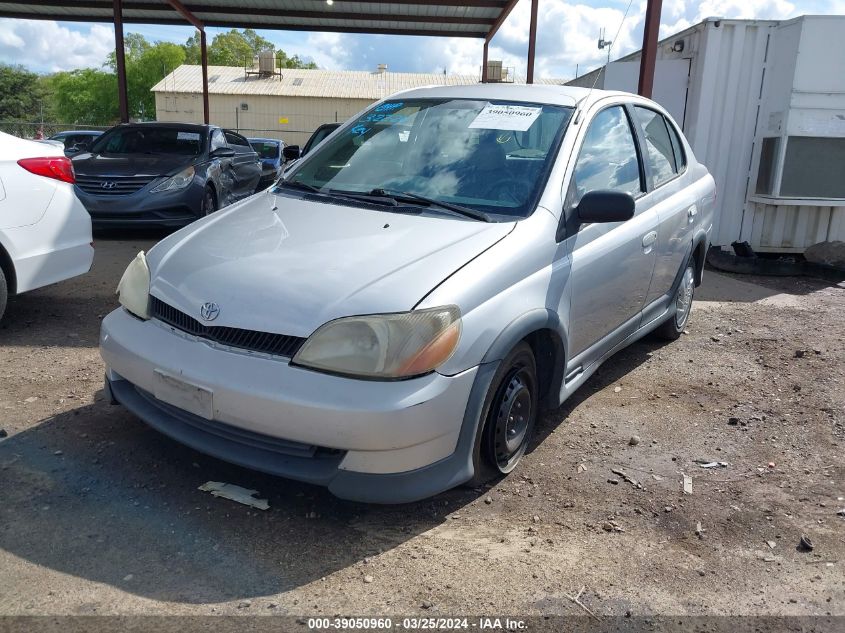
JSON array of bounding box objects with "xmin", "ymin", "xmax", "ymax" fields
[
  {"xmin": 150, "ymin": 165, "xmax": 195, "ymax": 193},
  {"xmin": 116, "ymin": 251, "xmax": 150, "ymax": 319},
  {"xmin": 293, "ymin": 306, "xmax": 461, "ymax": 379}
]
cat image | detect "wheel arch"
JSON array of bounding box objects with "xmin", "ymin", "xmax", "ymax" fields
[
  {"xmin": 0, "ymin": 239, "xmax": 17, "ymax": 296},
  {"xmin": 480, "ymin": 309, "xmax": 567, "ymax": 410}
]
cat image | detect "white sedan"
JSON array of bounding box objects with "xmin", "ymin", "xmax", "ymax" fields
[{"xmin": 0, "ymin": 132, "xmax": 94, "ymax": 320}]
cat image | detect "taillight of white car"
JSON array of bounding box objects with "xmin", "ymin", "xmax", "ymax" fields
[{"xmin": 17, "ymin": 156, "xmax": 75, "ymax": 184}]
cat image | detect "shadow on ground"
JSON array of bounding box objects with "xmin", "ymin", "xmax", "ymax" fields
[
  {"xmin": 0, "ymin": 394, "xmax": 476, "ymax": 604},
  {"xmin": 0, "ymin": 332, "xmax": 665, "ymax": 605}
]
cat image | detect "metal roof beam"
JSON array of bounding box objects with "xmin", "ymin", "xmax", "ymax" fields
[
  {"xmin": 484, "ymin": 0, "xmax": 519, "ymax": 42},
  {"xmin": 25, "ymin": 0, "xmax": 509, "ymax": 10},
  {"xmin": 0, "ymin": 11, "xmax": 487, "ymax": 37},
  {"xmin": 165, "ymin": 0, "xmax": 204, "ymax": 30}
]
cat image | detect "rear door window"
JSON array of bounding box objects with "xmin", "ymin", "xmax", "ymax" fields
[
  {"xmin": 570, "ymin": 105, "xmax": 643, "ymax": 204},
  {"xmin": 224, "ymin": 131, "xmax": 252, "ymax": 151},
  {"xmin": 633, "ymin": 106, "xmax": 681, "ymax": 187}
]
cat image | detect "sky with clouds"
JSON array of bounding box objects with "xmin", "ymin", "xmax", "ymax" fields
[{"xmin": 0, "ymin": 1, "xmax": 842, "ymax": 80}]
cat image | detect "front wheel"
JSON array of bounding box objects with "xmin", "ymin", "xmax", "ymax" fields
[
  {"xmin": 201, "ymin": 186, "xmax": 217, "ymax": 216},
  {"xmin": 470, "ymin": 342, "xmax": 538, "ymax": 485},
  {"xmin": 655, "ymin": 262, "xmax": 695, "ymax": 340}
]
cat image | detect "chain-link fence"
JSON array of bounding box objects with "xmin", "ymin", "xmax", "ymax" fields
[{"xmin": 0, "ymin": 121, "xmax": 111, "ymax": 140}]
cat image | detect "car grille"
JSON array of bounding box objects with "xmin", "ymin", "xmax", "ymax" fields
[
  {"xmin": 76, "ymin": 174, "xmax": 156, "ymax": 195},
  {"xmin": 150, "ymin": 296, "xmax": 306, "ymax": 359}
]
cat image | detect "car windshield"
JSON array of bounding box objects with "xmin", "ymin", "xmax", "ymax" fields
[
  {"xmin": 250, "ymin": 141, "xmax": 280, "ymax": 159},
  {"xmin": 90, "ymin": 127, "xmax": 204, "ymax": 156},
  {"xmin": 286, "ymin": 99, "xmax": 573, "ymax": 219}
]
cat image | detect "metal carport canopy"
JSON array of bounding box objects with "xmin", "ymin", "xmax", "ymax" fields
[
  {"xmin": 0, "ymin": 0, "xmax": 519, "ymax": 39},
  {"xmin": 0, "ymin": 0, "xmax": 531, "ymax": 123}
]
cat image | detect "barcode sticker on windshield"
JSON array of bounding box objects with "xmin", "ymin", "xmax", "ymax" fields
[
  {"xmin": 177, "ymin": 131, "xmax": 200, "ymax": 141},
  {"xmin": 468, "ymin": 104, "xmax": 542, "ymax": 131}
]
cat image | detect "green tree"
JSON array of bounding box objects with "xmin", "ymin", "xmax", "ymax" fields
[
  {"xmin": 183, "ymin": 28, "xmax": 316, "ymax": 69},
  {"xmin": 0, "ymin": 63, "xmax": 43, "ymax": 120},
  {"xmin": 42, "ymin": 69, "xmax": 118, "ymax": 125},
  {"xmin": 107, "ymin": 34, "xmax": 185, "ymax": 119}
]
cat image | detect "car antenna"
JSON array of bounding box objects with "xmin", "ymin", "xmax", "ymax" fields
[{"xmin": 574, "ymin": 0, "xmax": 635, "ymax": 124}]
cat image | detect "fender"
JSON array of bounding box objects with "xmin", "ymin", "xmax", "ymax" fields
[{"xmin": 481, "ymin": 308, "xmax": 568, "ymax": 410}]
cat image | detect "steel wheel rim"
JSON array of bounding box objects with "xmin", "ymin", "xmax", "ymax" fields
[
  {"xmin": 492, "ymin": 367, "xmax": 534, "ymax": 472},
  {"xmin": 675, "ymin": 266, "xmax": 695, "ymax": 328}
]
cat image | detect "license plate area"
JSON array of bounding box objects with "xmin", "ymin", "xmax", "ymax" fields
[{"xmin": 153, "ymin": 370, "xmax": 213, "ymax": 420}]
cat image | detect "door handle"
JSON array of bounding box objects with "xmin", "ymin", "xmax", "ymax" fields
[
  {"xmin": 687, "ymin": 205, "xmax": 697, "ymax": 223},
  {"xmin": 642, "ymin": 231, "xmax": 657, "ymax": 249}
]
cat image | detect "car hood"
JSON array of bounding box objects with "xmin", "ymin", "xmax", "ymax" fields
[
  {"xmin": 148, "ymin": 190, "xmax": 514, "ymax": 337},
  {"xmin": 72, "ymin": 152, "xmax": 196, "ymax": 177}
]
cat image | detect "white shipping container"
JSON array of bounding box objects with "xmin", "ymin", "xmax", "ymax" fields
[{"xmin": 569, "ymin": 16, "xmax": 845, "ymax": 253}]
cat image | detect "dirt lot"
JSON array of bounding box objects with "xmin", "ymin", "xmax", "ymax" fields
[{"xmin": 1, "ymin": 234, "xmax": 843, "ymax": 621}]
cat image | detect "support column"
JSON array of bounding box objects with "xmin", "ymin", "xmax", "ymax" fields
[
  {"xmin": 526, "ymin": 0, "xmax": 538, "ymax": 84},
  {"xmin": 637, "ymin": 0, "xmax": 663, "ymax": 97},
  {"xmin": 481, "ymin": 40, "xmax": 489, "ymax": 82},
  {"xmin": 200, "ymin": 30, "xmax": 210, "ymax": 124},
  {"xmin": 113, "ymin": 0, "xmax": 129, "ymax": 122}
]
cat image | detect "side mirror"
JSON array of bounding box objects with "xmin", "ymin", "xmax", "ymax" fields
[
  {"xmin": 211, "ymin": 146, "xmax": 236, "ymax": 158},
  {"xmin": 576, "ymin": 190, "xmax": 635, "ymax": 224},
  {"xmin": 283, "ymin": 145, "xmax": 301, "ymax": 161}
]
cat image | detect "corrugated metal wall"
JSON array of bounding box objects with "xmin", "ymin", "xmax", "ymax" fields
[
  {"xmin": 745, "ymin": 202, "xmax": 845, "ymax": 252},
  {"xmin": 155, "ymin": 93, "xmax": 373, "ymax": 145}
]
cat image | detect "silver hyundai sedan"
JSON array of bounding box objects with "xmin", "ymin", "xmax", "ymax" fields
[{"xmin": 100, "ymin": 84, "xmax": 714, "ymax": 503}]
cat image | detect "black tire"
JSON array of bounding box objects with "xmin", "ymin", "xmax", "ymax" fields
[
  {"xmin": 0, "ymin": 267, "xmax": 6, "ymax": 322},
  {"xmin": 469, "ymin": 342, "xmax": 538, "ymax": 486},
  {"xmin": 655, "ymin": 261, "xmax": 696, "ymax": 340},
  {"xmin": 201, "ymin": 186, "xmax": 217, "ymax": 216}
]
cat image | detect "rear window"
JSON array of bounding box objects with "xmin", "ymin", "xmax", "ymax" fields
[
  {"xmin": 250, "ymin": 141, "xmax": 280, "ymax": 159},
  {"xmin": 91, "ymin": 127, "xmax": 204, "ymax": 156}
]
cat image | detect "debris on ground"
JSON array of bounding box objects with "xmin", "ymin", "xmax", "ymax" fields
[
  {"xmin": 563, "ymin": 586, "xmax": 599, "ymax": 620},
  {"xmin": 683, "ymin": 475, "xmax": 693, "ymax": 495},
  {"xmin": 198, "ymin": 481, "xmax": 269, "ymax": 510},
  {"xmin": 628, "ymin": 435, "xmax": 640, "ymax": 446},
  {"xmin": 837, "ymin": 509, "xmax": 845, "ymax": 517},
  {"xmin": 0, "ymin": 429, "xmax": 7, "ymax": 439},
  {"xmin": 577, "ymin": 463, "xmax": 587, "ymax": 473},
  {"xmin": 614, "ymin": 386, "xmax": 622, "ymax": 393},
  {"xmin": 767, "ymin": 540, "xmax": 777, "ymax": 549},
  {"xmin": 697, "ymin": 461, "xmax": 728, "ymax": 469},
  {"xmin": 695, "ymin": 522, "xmax": 705, "ymax": 538},
  {"xmin": 363, "ymin": 575, "xmax": 374, "ymax": 584},
  {"xmin": 798, "ymin": 534, "xmax": 815, "ymax": 552},
  {"xmin": 611, "ymin": 468, "xmax": 641, "ymax": 489}
]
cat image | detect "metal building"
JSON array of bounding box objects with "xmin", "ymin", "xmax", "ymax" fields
[
  {"xmin": 152, "ymin": 65, "xmax": 565, "ymax": 146},
  {"xmin": 569, "ymin": 15, "xmax": 845, "ymax": 254}
]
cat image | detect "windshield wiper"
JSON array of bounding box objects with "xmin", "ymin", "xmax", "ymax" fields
[
  {"xmin": 368, "ymin": 188, "xmax": 491, "ymax": 222},
  {"xmin": 277, "ymin": 179, "xmax": 322, "ymax": 194}
]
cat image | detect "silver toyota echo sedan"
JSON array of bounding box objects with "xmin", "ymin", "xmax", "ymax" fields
[{"xmin": 100, "ymin": 84, "xmax": 715, "ymax": 503}]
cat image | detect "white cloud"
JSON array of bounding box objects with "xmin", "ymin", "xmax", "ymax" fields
[
  {"xmin": 290, "ymin": 0, "xmax": 840, "ymax": 81},
  {"xmin": 0, "ymin": 19, "xmax": 114, "ymax": 72}
]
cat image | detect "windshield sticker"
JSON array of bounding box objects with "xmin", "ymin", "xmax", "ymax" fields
[
  {"xmin": 468, "ymin": 104, "xmax": 542, "ymax": 131},
  {"xmin": 374, "ymin": 101, "xmax": 404, "ymax": 113},
  {"xmin": 349, "ymin": 124, "xmax": 370, "ymax": 136},
  {"xmin": 177, "ymin": 131, "xmax": 200, "ymax": 141}
]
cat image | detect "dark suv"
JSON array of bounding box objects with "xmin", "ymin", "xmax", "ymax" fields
[{"xmin": 72, "ymin": 123, "xmax": 261, "ymax": 228}]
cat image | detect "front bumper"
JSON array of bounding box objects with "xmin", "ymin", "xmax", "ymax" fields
[
  {"xmin": 100, "ymin": 308, "xmax": 486, "ymax": 503},
  {"xmin": 77, "ymin": 183, "xmax": 202, "ymax": 228}
]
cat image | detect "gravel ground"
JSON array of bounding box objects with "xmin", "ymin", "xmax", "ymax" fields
[{"xmin": 0, "ymin": 234, "xmax": 843, "ymax": 619}]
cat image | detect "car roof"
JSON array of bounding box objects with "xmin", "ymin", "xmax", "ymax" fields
[
  {"xmin": 248, "ymin": 137, "xmax": 281, "ymax": 143},
  {"xmin": 115, "ymin": 122, "xmax": 211, "ymax": 131},
  {"xmin": 51, "ymin": 130, "xmax": 102, "ymax": 137},
  {"xmin": 391, "ymin": 83, "xmax": 635, "ymax": 108}
]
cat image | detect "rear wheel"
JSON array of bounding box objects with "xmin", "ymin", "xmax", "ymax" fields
[
  {"xmin": 201, "ymin": 186, "xmax": 217, "ymax": 216},
  {"xmin": 655, "ymin": 261, "xmax": 696, "ymax": 340},
  {"xmin": 470, "ymin": 342, "xmax": 538, "ymax": 485},
  {"xmin": 0, "ymin": 267, "xmax": 7, "ymax": 322}
]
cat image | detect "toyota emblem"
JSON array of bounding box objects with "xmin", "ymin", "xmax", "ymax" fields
[{"xmin": 200, "ymin": 302, "xmax": 220, "ymax": 321}]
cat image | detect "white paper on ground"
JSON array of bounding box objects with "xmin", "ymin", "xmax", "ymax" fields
[{"xmin": 468, "ymin": 104, "xmax": 542, "ymax": 131}]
